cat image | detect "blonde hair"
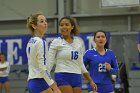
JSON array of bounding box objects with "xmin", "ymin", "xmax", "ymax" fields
[{"xmin": 26, "ymin": 12, "xmax": 43, "ymax": 35}]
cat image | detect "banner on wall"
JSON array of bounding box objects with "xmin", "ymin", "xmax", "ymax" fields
[{"xmin": 0, "ymin": 32, "xmax": 110, "ymax": 65}]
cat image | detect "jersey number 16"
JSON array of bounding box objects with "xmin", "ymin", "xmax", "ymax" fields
[{"xmin": 71, "ymin": 51, "xmax": 78, "ymax": 60}]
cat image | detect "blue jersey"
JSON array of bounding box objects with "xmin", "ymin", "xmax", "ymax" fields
[{"xmin": 83, "ymin": 48, "xmax": 119, "ymax": 84}]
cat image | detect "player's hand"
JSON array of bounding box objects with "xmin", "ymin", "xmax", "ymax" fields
[
  {"xmin": 137, "ymin": 44, "xmax": 140, "ymax": 52},
  {"xmin": 50, "ymin": 82, "xmax": 61, "ymax": 93},
  {"xmin": 105, "ymin": 62, "xmax": 111, "ymax": 71},
  {"xmin": 90, "ymin": 81, "xmax": 97, "ymax": 92},
  {"xmin": 111, "ymin": 75, "xmax": 117, "ymax": 82}
]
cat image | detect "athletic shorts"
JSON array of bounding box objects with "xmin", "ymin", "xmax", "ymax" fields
[
  {"xmin": 28, "ymin": 78, "xmax": 50, "ymax": 93},
  {"xmin": 54, "ymin": 72, "xmax": 82, "ymax": 88},
  {"xmin": 0, "ymin": 77, "xmax": 9, "ymax": 84},
  {"xmin": 88, "ymin": 83, "xmax": 114, "ymax": 93}
]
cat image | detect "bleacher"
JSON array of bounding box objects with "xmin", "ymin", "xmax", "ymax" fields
[{"xmin": 127, "ymin": 70, "xmax": 140, "ymax": 93}]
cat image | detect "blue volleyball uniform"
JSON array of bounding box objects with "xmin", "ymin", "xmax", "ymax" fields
[
  {"xmin": 54, "ymin": 73, "xmax": 82, "ymax": 87},
  {"xmin": 28, "ymin": 78, "xmax": 50, "ymax": 93},
  {"xmin": 0, "ymin": 77, "xmax": 9, "ymax": 84},
  {"xmin": 83, "ymin": 48, "xmax": 119, "ymax": 93}
]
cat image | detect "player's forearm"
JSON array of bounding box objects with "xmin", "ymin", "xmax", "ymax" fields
[
  {"xmin": 83, "ymin": 72, "xmax": 94, "ymax": 83},
  {"xmin": 83, "ymin": 73, "xmax": 98, "ymax": 91},
  {"xmin": 0, "ymin": 67, "xmax": 7, "ymax": 71},
  {"xmin": 109, "ymin": 68, "xmax": 119, "ymax": 74},
  {"xmin": 50, "ymin": 82, "xmax": 61, "ymax": 93},
  {"xmin": 50, "ymin": 82, "xmax": 57, "ymax": 90}
]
